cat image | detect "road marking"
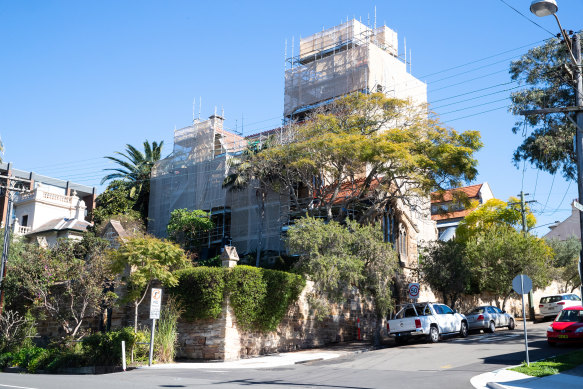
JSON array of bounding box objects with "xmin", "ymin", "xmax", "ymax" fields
[{"xmin": 0, "ymin": 385, "xmax": 38, "ymax": 389}]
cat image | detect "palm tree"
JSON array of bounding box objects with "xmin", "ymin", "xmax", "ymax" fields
[{"xmin": 101, "ymin": 140, "xmax": 164, "ymax": 223}]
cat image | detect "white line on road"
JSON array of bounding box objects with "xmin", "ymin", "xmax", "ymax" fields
[{"xmin": 0, "ymin": 384, "xmax": 38, "ymax": 389}]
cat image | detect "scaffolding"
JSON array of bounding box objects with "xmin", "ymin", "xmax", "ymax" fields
[{"xmin": 284, "ymin": 19, "xmax": 426, "ymax": 120}]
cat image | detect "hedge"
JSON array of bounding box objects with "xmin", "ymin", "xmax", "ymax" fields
[{"xmin": 170, "ymin": 266, "xmax": 305, "ymax": 332}]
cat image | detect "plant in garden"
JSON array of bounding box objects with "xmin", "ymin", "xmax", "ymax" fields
[
  {"xmin": 546, "ymin": 237, "xmax": 582, "ymax": 292},
  {"xmin": 154, "ymin": 296, "xmax": 183, "ymax": 363},
  {"xmin": 168, "ymin": 267, "xmax": 226, "ymax": 321},
  {"xmin": 0, "ymin": 310, "xmax": 36, "ymax": 353},
  {"xmin": 109, "ymin": 235, "xmax": 189, "ymax": 332},
  {"xmin": 7, "ymin": 235, "xmax": 117, "ymax": 339},
  {"xmin": 166, "ymin": 208, "xmax": 213, "ymax": 254}
]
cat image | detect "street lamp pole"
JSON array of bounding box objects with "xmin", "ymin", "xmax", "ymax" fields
[{"xmin": 529, "ymin": 0, "xmax": 583, "ymax": 299}]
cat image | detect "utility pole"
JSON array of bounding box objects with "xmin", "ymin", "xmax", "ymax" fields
[
  {"xmin": 527, "ymin": 1, "xmax": 583, "ymax": 301},
  {"xmin": 510, "ymin": 191, "xmax": 537, "ymax": 321}
]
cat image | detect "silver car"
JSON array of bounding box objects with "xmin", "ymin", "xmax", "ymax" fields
[{"xmin": 464, "ymin": 306, "xmax": 515, "ymax": 333}]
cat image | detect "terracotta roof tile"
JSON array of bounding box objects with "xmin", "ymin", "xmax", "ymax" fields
[{"xmin": 431, "ymin": 184, "xmax": 483, "ymax": 203}]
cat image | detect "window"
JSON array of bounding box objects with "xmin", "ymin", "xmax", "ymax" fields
[
  {"xmin": 398, "ymin": 224, "xmax": 407, "ymax": 260},
  {"xmin": 440, "ymin": 305, "xmax": 453, "ymax": 314},
  {"xmin": 21, "ymin": 215, "xmax": 28, "ymax": 226},
  {"xmin": 492, "ymin": 307, "xmax": 503, "ymax": 314}
]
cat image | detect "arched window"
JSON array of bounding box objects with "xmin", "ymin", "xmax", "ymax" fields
[{"xmin": 398, "ymin": 223, "xmax": 408, "ymax": 260}]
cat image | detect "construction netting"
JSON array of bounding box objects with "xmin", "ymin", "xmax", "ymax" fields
[
  {"xmin": 284, "ymin": 19, "xmax": 426, "ymax": 118},
  {"xmin": 149, "ymin": 116, "xmax": 287, "ymax": 256}
]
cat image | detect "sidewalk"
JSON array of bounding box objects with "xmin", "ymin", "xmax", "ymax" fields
[
  {"xmin": 471, "ymin": 363, "xmax": 583, "ymax": 389},
  {"xmin": 138, "ymin": 341, "xmax": 374, "ymax": 370}
]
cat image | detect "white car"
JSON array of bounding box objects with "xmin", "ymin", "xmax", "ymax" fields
[{"xmin": 539, "ymin": 293, "xmax": 582, "ymax": 319}]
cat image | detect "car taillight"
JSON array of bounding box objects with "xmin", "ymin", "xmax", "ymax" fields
[
  {"xmin": 557, "ymin": 302, "xmax": 565, "ymax": 305},
  {"xmin": 415, "ymin": 319, "xmax": 421, "ymax": 329},
  {"xmin": 477, "ymin": 315, "xmax": 484, "ymax": 321},
  {"xmin": 539, "ymin": 305, "xmax": 544, "ymax": 308}
]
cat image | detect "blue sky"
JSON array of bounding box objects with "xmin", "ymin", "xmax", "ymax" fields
[{"xmin": 1, "ymin": 0, "xmax": 583, "ymax": 234}]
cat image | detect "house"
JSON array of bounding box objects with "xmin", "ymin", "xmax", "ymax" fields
[
  {"xmin": 543, "ymin": 201, "xmax": 579, "ymax": 241},
  {"xmin": 148, "ymin": 19, "xmax": 436, "ymax": 270},
  {"xmin": 430, "ymin": 182, "xmax": 494, "ymax": 241},
  {"xmin": 0, "ymin": 162, "xmax": 96, "ymax": 246}
]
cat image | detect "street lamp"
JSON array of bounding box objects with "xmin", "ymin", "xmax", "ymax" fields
[{"xmin": 529, "ymin": 0, "xmax": 583, "ymax": 299}]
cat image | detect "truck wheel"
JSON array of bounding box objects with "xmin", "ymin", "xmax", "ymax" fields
[
  {"xmin": 428, "ymin": 326, "xmax": 439, "ymax": 343},
  {"xmin": 460, "ymin": 321, "xmax": 468, "ymax": 338},
  {"xmin": 488, "ymin": 321, "xmax": 496, "ymax": 333}
]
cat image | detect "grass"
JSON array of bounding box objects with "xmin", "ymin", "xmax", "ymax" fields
[{"xmin": 509, "ymin": 349, "xmax": 583, "ymax": 377}]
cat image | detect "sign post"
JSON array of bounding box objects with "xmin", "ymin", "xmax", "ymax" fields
[
  {"xmin": 407, "ymin": 283, "xmax": 420, "ymax": 301},
  {"xmin": 512, "ymin": 274, "xmax": 533, "ymax": 366},
  {"xmin": 148, "ymin": 288, "xmax": 162, "ymax": 366}
]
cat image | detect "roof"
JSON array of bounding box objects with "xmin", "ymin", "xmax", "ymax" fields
[
  {"xmin": 432, "ymin": 209, "xmax": 473, "ymax": 222},
  {"xmin": 431, "ymin": 184, "xmax": 483, "ymax": 203},
  {"xmin": 106, "ymin": 220, "xmax": 130, "ymax": 239},
  {"xmin": 26, "ymin": 217, "xmax": 92, "ymax": 235}
]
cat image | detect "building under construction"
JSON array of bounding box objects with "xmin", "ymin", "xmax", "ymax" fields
[{"xmin": 148, "ymin": 19, "xmax": 436, "ymax": 265}]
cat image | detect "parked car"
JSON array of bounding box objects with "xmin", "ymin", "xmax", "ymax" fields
[
  {"xmin": 546, "ymin": 306, "xmax": 583, "ymax": 346},
  {"xmin": 464, "ymin": 306, "xmax": 515, "ymax": 333},
  {"xmin": 386, "ymin": 302, "xmax": 468, "ymax": 345},
  {"xmin": 539, "ymin": 293, "xmax": 582, "ymax": 320}
]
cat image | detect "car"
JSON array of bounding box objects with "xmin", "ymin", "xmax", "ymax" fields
[
  {"xmin": 546, "ymin": 306, "xmax": 583, "ymax": 346},
  {"xmin": 464, "ymin": 305, "xmax": 515, "ymax": 333},
  {"xmin": 387, "ymin": 302, "xmax": 468, "ymax": 344},
  {"xmin": 539, "ymin": 293, "xmax": 582, "ymax": 320}
]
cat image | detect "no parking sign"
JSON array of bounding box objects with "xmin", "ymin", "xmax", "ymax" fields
[{"xmin": 408, "ymin": 283, "xmax": 420, "ymax": 300}]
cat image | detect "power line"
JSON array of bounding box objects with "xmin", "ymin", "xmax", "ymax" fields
[{"xmin": 498, "ymin": 0, "xmax": 557, "ymax": 37}]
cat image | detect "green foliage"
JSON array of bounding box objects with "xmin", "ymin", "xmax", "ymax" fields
[
  {"xmin": 7, "ymin": 234, "xmax": 116, "ymax": 339},
  {"xmin": 547, "ymin": 237, "xmax": 582, "ymax": 292},
  {"xmin": 456, "ymin": 198, "xmax": 536, "ymax": 242},
  {"xmin": 286, "ymin": 216, "xmax": 398, "ymax": 319},
  {"xmin": 233, "ymin": 93, "xmax": 482, "ymax": 223},
  {"xmin": 166, "ymin": 208, "xmax": 213, "ymax": 253},
  {"xmin": 419, "ymin": 240, "xmax": 471, "ymax": 309},
  {"xmin": 109, "ymin": 235, "xmax": 189, "ymax": 332},
  {"xmin": 510, "ymin": 37, "xmax": 581, "ymax": 180},
  {"xmin": 168, "ymin": 267, "xmax": 226, "ymax": 320},
  {"xmin": 196, "ymin": 255, "xmax": 221, "ymax": 267},
  {"xmin": 170, "ymin": 266, "xmax": 305, "ymax": 332},
  {"xmin": 154, "ymin": 297, "xmax": 183, "ymax": 363},
  {"xmin": 465, "ymin": 224, "xmax": 553, "ymax": 308},
  {"xmin": 0, "ymin": 310, "xmax": 37, "ymax": 353},
  {"xmin": 101, "ymin": 140, "xmax": 164, "ymax": 224},
  {"xmin": 93, "ymin": 180, "xmax": 141, "ymax": 225},
  {"xmin": 7, "ymin": 346, "xmax": 53, "ymax": 373},
  {"xmin": 82, "ymin": 327, "xmax": 138, "ymax": 366}
]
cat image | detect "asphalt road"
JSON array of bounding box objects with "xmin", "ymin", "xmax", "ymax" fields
[{"xmin": 0, "ymin": 321, "xmax": 579, "ymax": 389}]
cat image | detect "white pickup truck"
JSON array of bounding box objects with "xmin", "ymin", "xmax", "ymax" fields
[{"xmin": 387, "ymin": 302, "xmax": 469, "ymax": 344}]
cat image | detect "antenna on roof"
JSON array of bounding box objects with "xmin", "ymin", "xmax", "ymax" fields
[{"xmin": 214, "ymin": 106, "xmax": 217, "ymax": 117}]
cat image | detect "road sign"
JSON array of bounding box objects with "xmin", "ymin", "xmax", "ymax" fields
[
  {"xmin": 150, "ymin": 288, "xmax": 162, "ymax": 320},
  {"xmin": 512, "ymin": 275, "xmax": 533, "ymax": 295},
  {"xmin": 408, "ymin": 283, "xmax": 420, "ymax": 300}
]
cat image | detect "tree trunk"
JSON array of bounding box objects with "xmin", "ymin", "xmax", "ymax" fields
[{"xmin": 373, "ymin": 316, "xmax": 382, "ymax": 348}]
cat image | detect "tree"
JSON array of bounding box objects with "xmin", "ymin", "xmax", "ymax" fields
[
  {"xmin": 92, "ymin": 180, "xmax": 140, "ymax": 225},
  {"xmin": 465, "ymin": 224, "xmax": 553, "ymax": 310},
  {"xmin": 238, "ymin": 93, "xmax": 482, "ymax": 223},
  {"xmin": 509, "ymin": 37, "xmax": 581, "ymax": 180},
  {"xmin": 109, "ymin": 235, "xmax": 189, "ymax": 332},
  {"xmin": 546, "ymin": 237, "xmax": 582, "ymax": 292},
  {"xmin": 286, "ymin": 216, "xmax": 398, "ymax": 344},
  {"xmin": 166, "ymin": 208, "xmax": 213, "ymax": 255},
  {"xmin": 7, "ymin": 234, "xmax": 117, "ymax": 339},
  {"xmin": 101, "ymin": 140, "xmax": 164, "ymax": 224},
  {"xmin": 456, "ymin": 197, "xmax": 536, "ymax": 242},
  {"xmin": 419, "ymin": 239, "xmax": 471, "ymax": 309}
]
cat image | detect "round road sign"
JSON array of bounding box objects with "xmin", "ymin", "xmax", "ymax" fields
[{"xmin": 408, "ymin": 283, "xmax": 420, "ymax": 299}]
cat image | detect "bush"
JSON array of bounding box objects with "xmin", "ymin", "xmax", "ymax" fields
[
  {"xmin": 82, "ymin": 327, "xmax": 137, "ymax": 366},
  {"xmin": 0, "ymin": 351, "xmax": 14, "ymax": 369},
  {"xmin": 169, "ymin": 267, "xmax": 226, "ymax": 320},
  {"xmin": 154, "ymin": 297, "xmax": 183, "ymax": 363},
  {"xmin": 258, "ymin": 269, "xmax": 305, "ymax": 331},
  {"xmin": 226, "ymin": 266, "xmax": 266, "ymax": 331}
]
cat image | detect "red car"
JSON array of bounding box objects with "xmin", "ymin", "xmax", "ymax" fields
[{"xmin": 547, "ymin": 305, "xmax": 583, "ymax": 346}]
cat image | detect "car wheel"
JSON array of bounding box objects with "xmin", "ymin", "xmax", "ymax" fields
[
  {"xmin": 508, "ymin": 318, "xmax": 515, "ymax": 330},
  {"xmin": 460, "ymin": 321, "xmax": 468, "ymax": 338},
  {"xmin": 428, "ymin": 326, "xmax": 439, "ymax": 343},
  {"xmin": 488, "ymin": 321, "xmax": 496, "ymax": 333}
]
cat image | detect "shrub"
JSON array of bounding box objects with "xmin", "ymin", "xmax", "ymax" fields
[
  {"xmin": 226, "ymin": 266, "xmax": 266, "ymax": 331},
  {"xmin": 169, "ymin": 267, "xmax": 226, "ymax": 320},
  {"xmin": 82, "ymin": 327, "xmax": 137, "ymax": 366},
  {"xmin": 0, "ymin": 351, "xmax": 14, "ymax": 369},
  {"xmin": 258, "ymin": 269, "xmax": 305, "ymax": 331}
]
